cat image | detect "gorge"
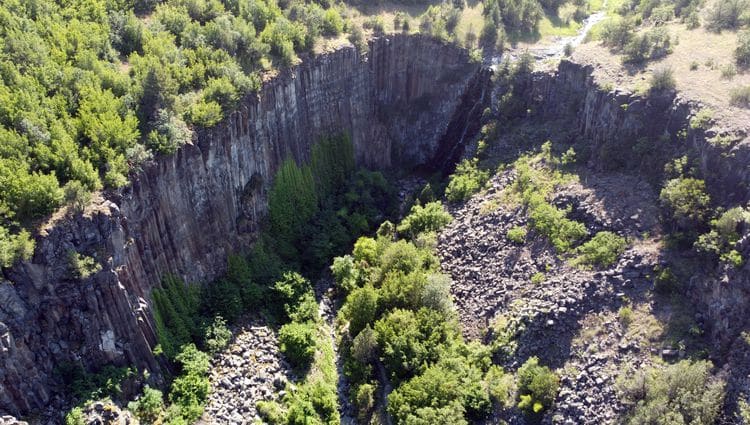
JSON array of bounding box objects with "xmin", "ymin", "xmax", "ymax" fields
[{"xmin": 2, "ymin": 32, "xmax": 750, "ymax": 423}]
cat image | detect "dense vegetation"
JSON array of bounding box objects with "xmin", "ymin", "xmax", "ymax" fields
[
  {"xmin": 0, "ymin": 0, "xmax": 350, "ymax": 267},
  {"xmin": 131, "ymin": 134, "xmax": 395, "ymax": 423},
  {"xmin": 329, "ymin": 202, "xmax": 560, "ymax": 424}
]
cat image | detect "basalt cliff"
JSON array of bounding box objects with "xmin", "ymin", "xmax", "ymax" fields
[
  {"xmin": 3, "ymin": 34, "xmax": 750, "ymax": 420},
  {"xmin": 0, "ymin": 35, "xmax": 487, "ymax": 416}
]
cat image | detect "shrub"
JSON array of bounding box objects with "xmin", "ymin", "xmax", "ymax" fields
[
  {"xmin": 354, "ymin": 383, "xmax": 375, "ymax": 421},
  {"xmin": 203, "ymin": 279, "xmax": 242, "ymax": 322},
  {"xmin": 169, "ymin": 344, "xmax": 211, "ymax": 422},
  {"xmin": 445, "ymin": 159, "xmax": 490, "ymax": 203},
  {"xmin": 617, "ymin": 360, "xmax": 725, "ymax": 424},
  {"xmin": 690, "ymin": 108, "xmax": 714, "ymax": 130},
  {"xmin": 380, "ymin": 271, "xmax": 428, "ymax": 311},
  {"xmin": 660, "ymin": 177, "xmax": 711, "ymax": 229},
  {"xmin": 203, "ymin": 316, "xmax": 232, "ymax": 354},
  {"xmin": 600, "ymin": 17, "xmax": 635, "ymax": 49},
  {"xmin": 516, "ymin": 357, "xmax": 560, "ymax": 416},
  {"xmin": 721, "ymin": 63, "xmax": 738, "ymax": 79},
  {"xmin": 0, "ymin": 227, "xmax": 34, "ymax": 268},
  {"xmin": 322, "ymin": 9, "xmax": 344, "ymax": 36},
  {"xmin": 256, "ymin": 400, "xmax": 286, "ymax": 424},
  {"xmin": 374, "ymin": 308, "xmax": 458, "ymax": 380},
  {"xmin": 737, "ymin": 31, "xmax": 750, "ymax": 68},
  {"xmin": 618, "ymin": 306, "xmax": 634, "ymax": 327},
  {"xmin": 507, "ymin": 226, "xmax": 528, "ymax": 244},
  {"xmin": 351, "ymin": 325, "xmax": 378, "ymax": 364},
  {"xmin": 654, "ymin": 266, "xmax": 680, "ymax": 294},
  {"xmin": 649, "ymin": 66, "xmax": 676, "ymax": 93},
  {"xmin": 65, "ymin": 407, "xmax": 85, "ymax": 425},
  {"xmin": 348, "ymin": 24, "xmax": 367, "ymax": 52},
  {"xmin": 529, "ymin": 200, "xmax": 588, "ymax": 253},
  {"xmin": 485, "ymin": 365, "xmax": 515, "ymax": 407},
  {"xmin": 128, "ymin": 386, "xmax": 164, "ymax": 424},
  {"xmin": 573, "ymin": 231, "xmax": 628, "ymax": 268},
  {"xmin": 344, "ymin": 285, "xmax": 379, "ymax": 337},
  {"xmin": 279, "ymin": 321, "xmax": 317, "ymax": 369},
  {"xmin": 706, "ymin": 0, "xmax": 749, "ymax": 31},
  {"xmin": 624, "ymin": 28, "xmax": 672, "ymax": 63},
  {"xmin": 397, "ymin": 201, "xmax": 452, "ymax": 238},
  {"xmin": 731, "ymin": 86, "xmax": 750, "ymax": 108},
  {"xmin": 274, "ymin": 271, "xmax": 315, "ymax": 321},
  {"xmin": 530, "ymin": 272, "xmax": 545, "ymax": 285},
  {"xmin": 331, "ymin": 255, "xmax": 359, "ymax": 293},
  {"xmin": 67, "ymin": 252, "xmax": 102, "ymax": 279},
  {"xmin": 421, "ymin": 273, "xmax": 454, "ymax": 316}
]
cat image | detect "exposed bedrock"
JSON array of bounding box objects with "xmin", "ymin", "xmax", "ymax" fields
[
  {"xmin": 0, "ymin": 35, "xmax": 487, "ymax": 417},
  {"xmin": 529, "ymin": 60, "xmax": 750, "ymax": 355}
]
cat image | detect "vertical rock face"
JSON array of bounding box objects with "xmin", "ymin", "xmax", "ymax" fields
[
  {"xmin": 0, "ymin": 35, "xmax": 486, "ymax": 416},
  {"xmin": 530, "ymin": 60, "xmax": 750, "ymax": 352}
]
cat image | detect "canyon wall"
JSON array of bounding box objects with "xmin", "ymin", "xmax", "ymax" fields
[
  {"xmin": 531, "ymin": 59, "xmax": 750, "ymax": 353},
  {"xmin": 0, "ymin": 35, "xmax": 486, "ymax": 417}
]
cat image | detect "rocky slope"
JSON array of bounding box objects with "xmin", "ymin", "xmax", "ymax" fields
[{"xmin": 0, "ymin": 35, "xmax": 487, "ymax": 417}]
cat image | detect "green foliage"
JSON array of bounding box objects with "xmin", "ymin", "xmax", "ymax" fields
[
  {"xmin": 617, "ymin": 360, "xmax": 725, "ymax": 425},
  {"xmin": 573, "ymin": 231, "xmax": 628, "ymax": 268},
  {"xmin": 510, "ymin": 153, "xmax": 587, "ymax": 253},
  {"xmin": 375, "ymin": 307, "xmax": 460, "ymax": 380},
  {"xmin": 623, "ymin": 27, "xmax": 672, "ymax": 63},
  {"xmin": 65, "ymin": 407, "xmax": 85, "ymax": 425},
  {"xmin": 660, "ymin": 177, "xmax": 711, "ymax": 231},
  {"xmin": 274, "ymin": 271, "xmax": 316, "ymax": 321},
  {"xmin": 618, "ymin": 306, "xmax": 634, "ymax": 327},
  {"xmin": 530, "ymin": 272, "xmax": 545, "ymax": 285},
  {"xmin": 397, "ymin": 201, "xmax": 453, "ymax": 238},
  {"xmin": 203, "ymin": 316, "xmax": 232, "ymax": 354},
  {"xmin": 516, "ymin": 357, "xmax": 559, "ymax": 417},
  {"xmin": 695, "ymin": 206, "xmax": 749, "ymax": 266},
  {"xmin": 706, "ymin": 0, "xmax": 750, "ymax": 31},
  {"xmin": 484, "ymin": 0, "xmax": 543, "ymax": 34},
  {"xmin": 128, "ymin": 386, "xmax": 165, "ymax": 424},
  {"xmin": 0, "ymin": 0, "xmax": 357, "ymax": 246},
  {"xmin": 600, "ymin": 17, "xmax": 635, "ymax": 49},
  {"xmin": 690, "ymin": 109, "xmax": 714, "ymax": 130},
  {"xmin": 344, "ymin": 285, "xmax": 379, "ymax": 337},
  {"xmin": 269, "ymin": 159, "xmax": 318, "ymax": 261},
  {"xmin": 654, "ymin": 266, "xmax": 680, "ymax": 294},
  {"xmin": 169, "ymin": 344, "xmax": 211, "ymax": 423},
  {"xmin": 0, "ymin": 227, "xmax": 35, "ymax": 268},
  {"xmin": 151, "ymin": 275, "xmax": 201, "ymax": 359},
  {"xmin": 445, "ymin": 159, "xmax": 490, "ymax": 203},
  {"xmin": 67, "ymin": 251, "xmax": 103, "ymax": 279},
  {"xmin": 279, "ymin": 321, "xmax": 318, "ymax": 369},
  {"xmin": 649, "ymin": 66, "xmax": 676, "ymax": 93},
  {"xmin": 507, "ymin": 226, "xmax": 528, "ymax": 244}
]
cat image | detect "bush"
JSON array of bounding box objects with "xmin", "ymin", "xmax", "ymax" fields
[
  {"xmin": 203, "ymin": 316, "xmax": 232, "ymax": 354},
  {"xmin": 169, "ymin": 344, "xmax": 211, "ymax": 422},
  {"xmin": 573, "ymin": 231, "xmax": 628, "ymax": 268},
  {"xmin": 660, "ymin": 178, "xmax": 711, "ymax": 230},
  {"xmin": 344, "ymin": 285, "xmax": 379, "ymax": 337},
  {"xmin": 374, "ymin": 308, "xmax": 458, "ymax": 380},
  {"xmin": 731, "ymin": 86, "xmax": 750, "ymax": 108},
  {"xmin": 0, "ymin": 227, "xmax": 34, "ymax": 268},
  {"xmin": 445, "ymin": 159, "xmax": 490, "ymax": 203},
  {"xmin": 529, "ymin": 200, "xmax": 588, "ymax": 253},
  {"xmin": 516, "ymin": 357, "xmax": 559, "ymax": 416},
  {"xmin": 690, "ymin": 108, "xmax": 714, "ymax": 130},
  {"xmin": 737, "ymin": 31, "xmax": 750, "ymax": 68},
  {"xmin": 617, "ymin": 360, "xmax": 725, "ymax": 424},
  {"xmin": 128, "ymin": 386, "xmax": 164, "ymax": 424},
  {"xmin": 279, "ymin": 321, "xmax": 317, "ymax": 369},
  {"xmin": 507, "ymin": 226, "xmax": 528, "ymax": 244},
  {"xmin": 348, "ymin": 24, "xmax": 367, "ymax": 52},
  {"xmin": 706, "ymin": 0, "xmax": 749, "ymax": 31},
  {"xmin": 351, "ymin": 325, "xmax": 378, "ymax": 364},
  {"xmin": 274, "ymin": 271, "xmax": 315, "ymax": 321},
  {"xmin": 397, "ymin": 201, "xmax": 452, "ymax": 238},
  {"xmin": 530, "ymin": 272, "xmax": 545, "ymax": 285},
  {"xmin": 623, "ymin": 28, "xmax": 672, "ymax": 63},
  {"xmin": 600, "ymin": 17, "xmax": 634, "ymax": 49},
  {"xmin": 618, "ymin": 306, "xmax": 634, "ymax": 327},
  {"xmin": 65, "ymin": 407, "xmax": 85, "ymax": 425},
  {"xmin": 649, "ymin": 67, "xmax": 676, "ymax": 93}
]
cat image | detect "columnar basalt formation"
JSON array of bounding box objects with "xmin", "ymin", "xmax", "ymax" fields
[
  {"xmin": 530, "ymin": 60, "xmax": 750, "ymax": 353},
  {"xmin": 0, "ymin": 35, "xmax": 486, "ymax": 416}
]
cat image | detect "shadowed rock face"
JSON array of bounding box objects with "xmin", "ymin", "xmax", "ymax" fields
[{"xmin": 0, "ymin": 35, "xmax": 487, "ymax": 416}]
